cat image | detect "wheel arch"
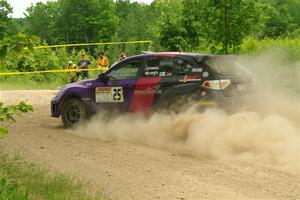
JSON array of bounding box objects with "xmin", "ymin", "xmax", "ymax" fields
[{"xmin": 58, "ymin": 94, "xmax": 82, "ymax": 114}]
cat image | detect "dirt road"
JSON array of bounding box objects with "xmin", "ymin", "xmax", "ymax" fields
[{"xmin": 0, "ymin": 90, "xmax": 299, "ymax": 200}]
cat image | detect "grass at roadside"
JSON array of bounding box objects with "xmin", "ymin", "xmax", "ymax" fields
[
  {"xmin": 0, "ymin": 150, "xmax": 103, "ymax": 200},
  {"xmin": 0, "ymin": 76, "xmax": 65, "ymax": 90}
]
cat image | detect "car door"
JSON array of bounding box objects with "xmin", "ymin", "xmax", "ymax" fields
[
  {"xmin": 93, "ymin": 58, "xmax": 144, "ymax": 112},
  {"xmin": 129, "ymin": 56, "xmax": 177, "ymax": 112}
]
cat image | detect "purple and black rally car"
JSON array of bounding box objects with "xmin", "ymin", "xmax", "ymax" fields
[{"xmin": 51, "ymin": 52, "xmax": 254, "ymax": 127}]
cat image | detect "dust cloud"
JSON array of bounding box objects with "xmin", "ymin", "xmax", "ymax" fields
[{"xmin": 73, "ymin": 50, "xmax": 300, "ymax": 166}]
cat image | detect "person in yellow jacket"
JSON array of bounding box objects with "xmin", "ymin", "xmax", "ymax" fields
[
  {"xmin": 66, "ymin": 61, "xmax": 79, "ymax": 83},
  {"xmin": 97, "ymin": 52, "xmax": 109, "ymax": 69}
]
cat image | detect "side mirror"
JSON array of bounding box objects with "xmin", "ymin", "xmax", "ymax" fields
[{"xmin": 97, "ymin": 73, "xmax": 109, "ymax": 82}]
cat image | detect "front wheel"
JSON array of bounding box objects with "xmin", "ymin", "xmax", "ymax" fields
[{"xmin": 61, "ymin": 98, "xmax": 86, "ymax": 128}]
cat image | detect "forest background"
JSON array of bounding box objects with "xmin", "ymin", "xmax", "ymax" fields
[{"xmin": 0, "ymin": 0, "xmax": 299, "ymax": 87}]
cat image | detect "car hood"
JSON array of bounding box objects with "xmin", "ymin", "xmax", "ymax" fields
[{"xmin": 54, "ymin": 79, "xmax": 96, "ymax": 99}]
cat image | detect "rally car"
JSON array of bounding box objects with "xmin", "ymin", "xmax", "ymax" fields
[{"xmin": 51, "ymin": 52, "xmax": 254, "ymax": 127}]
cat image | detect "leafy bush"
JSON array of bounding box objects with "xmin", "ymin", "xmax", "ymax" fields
[
  {"xmin": 0, "ymin": 101, "xmax": 33, "ymax": 138},
  {"xmin": 238, "ymin": 36, "xmax": 300, "ymax": 61}
]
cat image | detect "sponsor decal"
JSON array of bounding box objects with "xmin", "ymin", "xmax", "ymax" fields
[
  {"xmin": 192, "ymin": 67, "xmax": 204, "ymax": 73},
  {"xmin": 180, "ymin": 74, "xmax": 202, "ymax": 82},
  {"xmin": 134, "ymin": 87, "xmax": 162, "ymax": 96},
  {"xmin": 112, "ymin": 87, "xmax": 123, "ymax": 101},
  {"xmin": 145, "ymin": 71, "xmax": 159, "ymax": 76},
  {"xmin": 95, "ymin": 87, "xmax": 124, "ymax": 103},
  {"xmin": 145, "ymin": 66, "xmax": 159, "ymax": 71},
  {"xmin": 159, "ymin": 72, "xmax": 172, "ymax": 77},
  {"xmin": 159, "ymin": 72, "xmax": 166, "ymax": 77},
  {"xmin": 130, "ymin": 77, "xmax": 162, "ymax": 113},
  {"xmin": 202, "ymin": 71, "xmax": 209, "ymax": 78},
  {"xmin": 86, "ymin": 82, "xmax": 92, "ymax": 87}
]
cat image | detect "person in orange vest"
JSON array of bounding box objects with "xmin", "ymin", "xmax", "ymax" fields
[{"xmin": 97, "ymin": 52, "xmax": 108, "ymax": 68}]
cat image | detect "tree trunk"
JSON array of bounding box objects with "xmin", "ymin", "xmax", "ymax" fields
[
  {"xmin": 66, "ymin": 30, "xmax": 69, "ymax": 44},
  {"xmin": 84, "ymin": 30, "xmax": 91, "ymax": 55},
  {"xmin": 224, "ymin": 0, "xmax": 229, "ymax": 54}
]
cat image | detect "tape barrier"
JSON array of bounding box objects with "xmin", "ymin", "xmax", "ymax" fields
[
  {"xmin": 34, "ymin": 40, "xmax": 152, "ymax": 49},
  {"xmin": 0, "ymin": 67, "xmax": 108, "ymax": 76}
]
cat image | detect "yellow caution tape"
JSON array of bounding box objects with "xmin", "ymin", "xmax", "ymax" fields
[
  {"xmin": 34, "ymin": 40, "xmax": 152, "ymax": 49},
  {"xmin": 0, "ymin": 67, "xmax": 108, "ymax": 76}
]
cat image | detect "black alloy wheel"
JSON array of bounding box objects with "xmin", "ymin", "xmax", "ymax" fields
[{"xmin": 61, "ymin": 98, "xmax": 86, "ymax": 128}]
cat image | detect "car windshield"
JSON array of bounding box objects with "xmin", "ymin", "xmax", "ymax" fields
[{"xmin": 206, "ymin": 56, "xmax": 249, "ymax": 76}]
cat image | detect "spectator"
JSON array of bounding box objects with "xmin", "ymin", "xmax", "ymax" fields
[
  {"xmin": 77, "ymin": 53, "xmax": 91, "ymax": 79},
  {"xmin": 118, "ymin": 52, "xmax": 126, "ymax": 61},
  {"xmin": 67, "ymin": 61, "xmax": 74, "ymax": 69},
  {"xmin": 97, "ymin": 52, "xmax": 109, "ymax": 68},
  {"xmin": 67, "ymin": 61, "xmax": 80, "ymax": 83}
]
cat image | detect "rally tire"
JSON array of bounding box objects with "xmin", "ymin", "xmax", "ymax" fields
[{"xmin": 61, "ymin": 98, "xmax": 86, "ymax": 128}]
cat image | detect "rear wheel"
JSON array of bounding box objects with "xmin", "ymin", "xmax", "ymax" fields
[{"xmin": 61, "ymin": 98, "xmax": 86, "ymax": 128}]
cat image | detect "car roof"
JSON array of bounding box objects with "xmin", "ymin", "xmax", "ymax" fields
[
  {"xmin": 141, "ymin": 51, "xmax": 211, "ymax": 57},
  {"xmin": 108, "ymin": 52, "xmax": 218, "ymax": 71},
  {"xmin": 120, "ymin": 52, "xmax": 213, "ymax": 62}
]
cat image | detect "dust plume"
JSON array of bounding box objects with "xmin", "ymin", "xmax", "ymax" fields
[{"xmin": 73, "ymin": 49, "xmax": 300, "ymax": 166}]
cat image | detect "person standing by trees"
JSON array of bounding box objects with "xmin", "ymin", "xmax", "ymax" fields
[
  {"xmin": 118, "ymin": 52, "xmax": 126, "ymax": 61},
  {"xmin": 77, "ymin": 53, "xmax": 91, "ymax": 79},
  {"xmin": 97, "ymin": 52, "xmax": 109, "ymax": 69},
  {"xmin": 67, "ymin": 61, "xmax": 80, "ymax": 83}
]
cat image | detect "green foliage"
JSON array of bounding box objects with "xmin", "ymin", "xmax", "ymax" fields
[
  {"xmin": 116, "ymin": 0, "xmax": 147, "ymax": 41},
  {"xmin": 0, "ymin": 177, "xmax": 29, "ymax": 200},
  {"xmin": 181, "ymin": 0, "xmax": 264, "ymax": 53},
  {"xmin": 0, "ymin": 0, "xmax": 12, "ymax": 40},
  {"xmin": 0, "ymin": 128, "xmax": 7, "ymax": 139},
  {"xmin": 25, "ymin": 1, "xmax": 61, "ymax": 44},
  {"xmin": 285, "ymin": 0, "xmax": 300, "ymax": 27},
  {"xmin": 0, "ymin": 33, "xmax": 40, "ymax": 61},
  {"xmin": 3, "ymin": 0, "xmax": 300, "ymax": 55},
  {"xmin": 239, "ymin": 36, "xmax": 300, "ymax": 60},
  {"xmin": 153, "ymin": 0, "xmax": 187, "ymax": 51},
  {"xmin": 0, "ymin": 0, "xmax": 299, "ymax": 88},
  {"xmin": 0, "ymin": 101, "xmax": 33, "ymax": 138},
  {"xmin": 25, "ymin": 0, "xmax": 119, "ymax": 45},
  {"xmin": 0, "ymin": 152, "xmax": 102, "ymax": 200},
  {"xmin": 259, "ymin": 0, "xmax": 294, "ymax": 38}
]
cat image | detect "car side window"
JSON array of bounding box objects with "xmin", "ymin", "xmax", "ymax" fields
[
  {"xmin": 174, "ymin": 58, "xmax": 192, "ymax": 75},
  {"xmin": 143, "ymin": 57, "xmax": 174, "ymax": 77},
  {"xmin": 108, "ymin": 59, "xmax": 141, "ymax": 80},
  {"xmin": 174, "ymin": 58, "xmax": 203, "ymax": 75}
]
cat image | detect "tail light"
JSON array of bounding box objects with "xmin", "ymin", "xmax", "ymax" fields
[{"xmin": 202, "ymin": 79, "xmax": 231, "ymax": 90}]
